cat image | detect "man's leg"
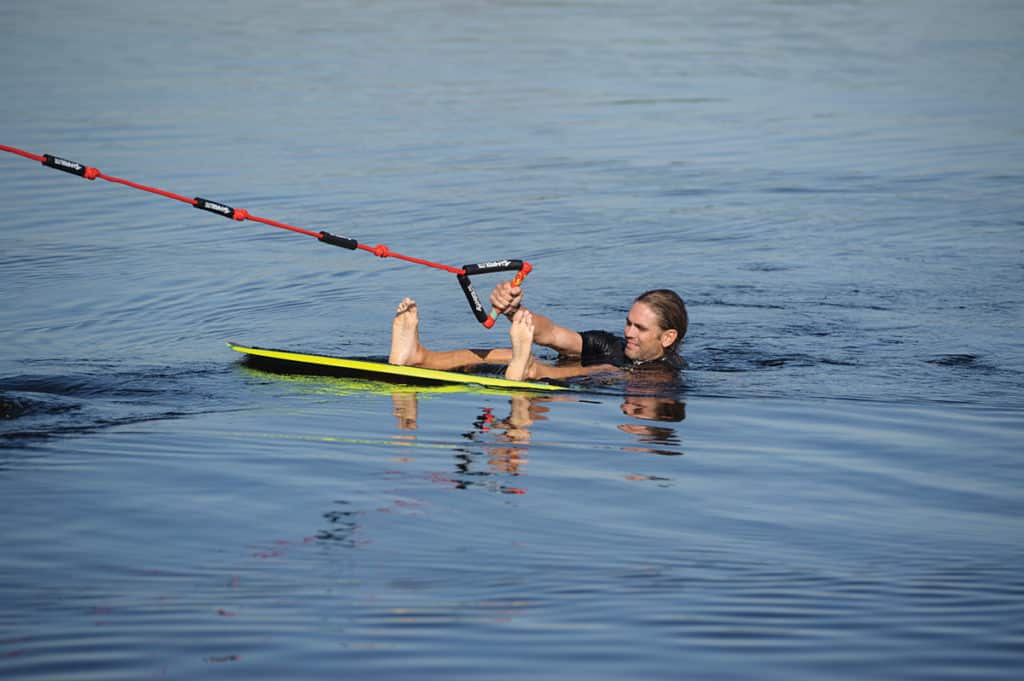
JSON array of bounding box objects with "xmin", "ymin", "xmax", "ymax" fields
[{"xmin": 389, "ymin": 298, "xmax": 512, "ymax": 370}]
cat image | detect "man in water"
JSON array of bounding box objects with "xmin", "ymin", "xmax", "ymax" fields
[{"xmin": 389, "ymin": 282, "xmax": 687, "ymax": 382}]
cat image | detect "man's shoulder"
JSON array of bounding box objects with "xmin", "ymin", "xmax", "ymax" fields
[
  {"xmin": 579, "ymin": 329, "xmax": 624, "ymax": 349},
  {"xmin": 580, "ymin": 329, "xmax": 622, "ymax": 343},
  {"xmin": 579, "ymin": 330, "xmax": 627, "ymax": 366}
]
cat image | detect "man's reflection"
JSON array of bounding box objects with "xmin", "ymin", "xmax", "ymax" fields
[
  {"xmin": 392, "ymin": 389, "xmax": 685, "ymax": 459},
  {"xmin": 464, "ymin": 395, "xmax": 558, "ymax": 480},
  {"xmin": 620, "ymin": 395, "xmax": 686, "ymax": 422},
  {"xmin": 618, "ymin": 395, "xmax": 685, "ymax": 456}
]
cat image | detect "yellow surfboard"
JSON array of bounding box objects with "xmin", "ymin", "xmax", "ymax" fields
[{"xmin": 228, "ymin": 342, "xmax": 565, "ymax": 392}]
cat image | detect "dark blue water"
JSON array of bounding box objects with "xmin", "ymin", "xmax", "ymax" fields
[{"xmin": 2, "ymin": 1, "xmax": 1023, "ymax": 679}]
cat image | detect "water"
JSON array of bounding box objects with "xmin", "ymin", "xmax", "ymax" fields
[{"xmin": 2, "ymin": 1, "xmax": 1023, "ymax": 678}]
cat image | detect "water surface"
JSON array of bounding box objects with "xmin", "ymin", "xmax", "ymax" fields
[{"xmin": 2, "ymin": 1, "xmax": 1023, "ymax": 679}]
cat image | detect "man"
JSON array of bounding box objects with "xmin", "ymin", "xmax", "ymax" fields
[{"xmin": 389, "ymin": 282, "xmax": 687, "ymax": 382}]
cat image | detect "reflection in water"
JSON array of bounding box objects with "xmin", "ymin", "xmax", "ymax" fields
[
  {"xmin": 620, "ymin": 395, "xmax": 686, "ymax": 422},
  {"xmin": 393, "ymin": 393, "xmax": 543, "ymax": 491},
  {"xmin": 618, "ymin": 395, "xmax": 685, "ymax": 456},
  {"xmin": 391, "ymin": 392, "xmax": 547, "ymax": 493},
  {"xmin": 390, "ymin": 388, "xmax": 687, "ymax": 492},
  {"xmin": 303, "ymin": 387, "xmax": 687, "ymax": 559},
  {"xmin": 471, "ymin": 395, "xmax": 556, "ymax": 479},
  {"xmin": 456, "ymin": 395, "xmax": 552, "ymax": 492},
  {"xmin": 391, "ymin": 392, "xmax": 419, "ymax": 430},
  {"xmin": 617, "ymin": 423, "xmax": 684, "ymax": 458}
]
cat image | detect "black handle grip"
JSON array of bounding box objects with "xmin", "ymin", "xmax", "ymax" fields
[
  {"xmin": 458, "ymin": 274, "xmax": 489, "ymax": 323},
  {"xmin": 42, "ymin": 154, "xmax": 89, "ymax": 177},
  {"xmin": 193, "ymin": 197, "xmax": 237, "ymax": 219},
  {"xmin": 461, "ymin": 259, "xmax": 524, "ymax": 276},
  {"xmin": 318, "ymin": 231, "xmax": 359, "ymax": 250}
]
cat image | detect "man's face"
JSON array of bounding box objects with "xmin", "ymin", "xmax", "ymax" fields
[{"xmin": 623, "ymin": 301, "xmax": 676, "ymax": 362}]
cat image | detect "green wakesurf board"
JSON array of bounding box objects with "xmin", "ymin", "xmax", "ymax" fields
[{"xmin": 228, "ymin": 342, "xmax": 565, "ymax": 392}]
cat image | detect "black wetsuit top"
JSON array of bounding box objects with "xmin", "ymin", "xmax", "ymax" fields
[{"xmin": 579, "ymin": 330, "xmax": 686, "ymax": 371}]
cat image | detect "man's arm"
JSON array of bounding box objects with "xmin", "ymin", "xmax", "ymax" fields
[{"xmin": 490, "ymin": 281, "xmax": 583, "ymax": 357}]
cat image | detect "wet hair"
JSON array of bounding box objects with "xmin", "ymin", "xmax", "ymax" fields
[{"xmin": 633, "ymin": 289, "xmax": 688, "ymax": 353}]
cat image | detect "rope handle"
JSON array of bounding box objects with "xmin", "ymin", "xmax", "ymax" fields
[{"xmin": 457, "ymin": 260, "xmax": 532, "ymax": 329}]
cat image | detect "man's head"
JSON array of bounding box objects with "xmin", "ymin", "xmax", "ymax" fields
[{"xmin": 623, "ymin": 289, "xmax": 688, "ymax": 362}]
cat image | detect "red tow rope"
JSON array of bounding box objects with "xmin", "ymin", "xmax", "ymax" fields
[{"xmin": 1, "ymin": 144, "xmax": 529, "ymax": 328}]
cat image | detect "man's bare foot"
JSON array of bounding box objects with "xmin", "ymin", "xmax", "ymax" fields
[
  {"xmin": 505, "ymin": 309, "xmax": 536, "ymax": 381},
  {"xmin": 389, "ymin": 298, "xmax": 425, "ymax": 366}
]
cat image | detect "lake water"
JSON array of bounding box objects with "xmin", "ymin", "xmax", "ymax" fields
[{"xmin": 2, "ymin": 1, "xmax": 1023, "ymax": 679}]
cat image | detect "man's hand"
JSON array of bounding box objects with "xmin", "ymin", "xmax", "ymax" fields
[{"xmin": 490, "ymin": 280, "xmax": 524, "ymax": 318}]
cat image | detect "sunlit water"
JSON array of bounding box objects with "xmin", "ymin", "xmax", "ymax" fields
[{"xmin": 2, "ymin": 1, "xmax": 1023, "ymax": 679}]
